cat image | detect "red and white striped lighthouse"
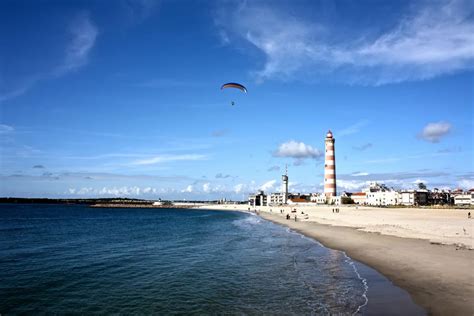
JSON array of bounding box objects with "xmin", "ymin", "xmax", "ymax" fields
[{"xmin": 324, "ymin": 130, "xmax": 336, "ymax": 197}]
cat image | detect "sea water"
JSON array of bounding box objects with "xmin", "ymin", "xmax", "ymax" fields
[{"xmin": 0, "ymin": 204, "xmax": 424, "ymax": 314}]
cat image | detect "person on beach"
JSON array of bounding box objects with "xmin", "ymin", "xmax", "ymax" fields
[
  {"xmin": 469, "ymin": 212, "xmax": 471, "ymax": 219},
  {"xmin": 294, "ymin": 215, "xmax": 297, "ymax": 222},
  {"xmin": 286, "ymin": 214, "xmax": 290, "ymax": 220}
]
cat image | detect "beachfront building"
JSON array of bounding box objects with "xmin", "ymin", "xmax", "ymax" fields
[
  {"xmin": 400, "ymin": 190, "xmax": 429, "ymax": 206},
  {"xmin": 310, "ymin": 193, "xmax": 327, "ymax": 204},
  {"xmin": 288, "ymin": 197, "xmax": 307, "ymax": 203},
  {"xmin": 324, "ymin": 130, "xmax": 336, "ymax": 197},
  {"xmin": 268, "ymin": 192, "xmax": 286, "ymax": 205},
  {"xmin": 454, "ymin": 193, "xmax": 474, "ymax": 206},
  {"xmin": 248, "ymin": 190, "xmax": 267, "ymax": 207},
  {"xmin": 362, "ymin": 182, "xmax": 400, "ymax": 206},
  {"xmin": 351, "ymin": 192, "xmax": 367, "ymax": 205},
  {"xmin": 287, "ymin": 193, "xmax": 317, "ymax": 205},
  {"xmin": 366, "ymin": 191, "xmax": 400, "ymax": 206},
  {"xmin": 428, "ymin": 188, "xmax": 452, "ymax": 205}
]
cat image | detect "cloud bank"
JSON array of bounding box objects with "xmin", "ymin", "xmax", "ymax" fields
[
  {"xmin": 216, "ymin": 0, "xmax": 474, "ymax": 84},
  {"xmin": 273, "ymin": 140, "xmax": 323, "ymax": 159}
]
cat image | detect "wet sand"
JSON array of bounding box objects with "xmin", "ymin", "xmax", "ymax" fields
[{"xmin": 202, "ymin": 205, "xmax": 474, "ymax": 315}]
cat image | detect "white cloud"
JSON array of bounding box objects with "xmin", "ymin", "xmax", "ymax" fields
[
  {"xmin": 458, "ymin": 179, "xmax": 474, "ymax": 189},
  {"xmin": 218, "ymin": 29, "xmax": 230, "ymax": 45},
  {"xmin": 419, "ymin": 121, "xmax": 452, "ymax": 143},
  {"xmin": 0, "ymin": 124, "xmax": 14, "ymax": 134},
  {"xmin": 216, "ymin": 0, "xmax": 474, "ymax": 84},
  {"xmin": 273, "ymin": 140, "xmax": 323, "ymax": 159},
  {"xmin": 352, "ymin": 172, "xmax": 369, "ymax": 177},
  {"xmin": 202, "ymin": 182, "xmax": 211, "ymax": 193},
  {"xmin": 339, "ymin": 120, "xmax": 369, "ymax": 137},
  {"xmin": 1, "ymin": 13, "xmax": 98, "ymax": 103},
  {"xmin": 260, "ymin": 179, "xmax": 276, "ymax": 192},
  {"xmin": 181, "ymin": 185, "xmax": 194, "ymax": 193},
  {"xmin": 336, "ymin": 180, "xmax": 368, "ymax": 191},
  {"xmin": 234, "ymin": 183, "xmax": 245, "ymax": 194},
  {"xmin": 132, "ymin": 154, "xmax": 207, "ymax": 165},
  {"xmin": 68, "ymin": 186, "xmax": 161, "ymax": 197},
  {"xmin": 412, "ymin": 179, "xmax": 427, "ymax": 184},
  {"xmin": 56, "ymin": 13, "xmax": 98, "ymax": 75},
  {"xmin": 143, "ymin": 187, "xmax": 157, "ymax": 194}
]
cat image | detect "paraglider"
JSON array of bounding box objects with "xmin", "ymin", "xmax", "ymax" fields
[
  {"xmin": 220, "ymin": 82, "xmax": 247, "ymax": 93},
  {"xmin": 221, "ymin": 83, "xmax": 247, "ymax": 106}
]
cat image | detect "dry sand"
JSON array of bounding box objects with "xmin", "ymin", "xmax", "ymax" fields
[{"xmin": 201, "ymin": 204, "xmax": 474, "ymax": 315}]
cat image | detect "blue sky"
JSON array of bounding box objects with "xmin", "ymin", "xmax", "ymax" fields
[{"xmin": 1, "ymin": 0, "xmax": 473, "ymax": 199}]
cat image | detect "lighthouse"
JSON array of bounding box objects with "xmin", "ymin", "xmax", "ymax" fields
[
  {"xmin": 282, "ymin": 165, "xmax": 288, "ymax": 204},
  {"xmin": 324, "ymin": 130, "xmax": 336, "ymax": 197}
]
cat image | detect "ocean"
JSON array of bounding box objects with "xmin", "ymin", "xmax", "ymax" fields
[{"xmin": 0, "ymin": 204, "xmax": 424, "ymax": 314}]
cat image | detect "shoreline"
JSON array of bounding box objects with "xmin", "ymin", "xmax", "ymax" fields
[{"xmin": 201, "ymin": 205, "xmax": 473, "ymax": 315}]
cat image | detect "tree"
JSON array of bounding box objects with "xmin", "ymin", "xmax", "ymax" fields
[
  {"xmin": 341, "ymin": 197, "xmax": 354, "ymax": 204},
  {"xmin": 418, "ymin": 182, "xmax": 427, "ymax": 190}
]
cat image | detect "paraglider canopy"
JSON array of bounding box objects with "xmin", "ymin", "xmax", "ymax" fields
[{"xmin": 221, "ymin": 83, "xmax": 247, "ymax": 93}]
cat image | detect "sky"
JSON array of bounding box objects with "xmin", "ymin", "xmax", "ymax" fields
[{"xmin": 0, "ymin": 0, "xmax": 473, "ymax": 200}]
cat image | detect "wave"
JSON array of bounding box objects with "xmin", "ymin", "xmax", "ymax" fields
[
  {"xmin": 265, "ymin": 221, "xmax": 369, "ymax": 314},
  {"xmin": 232, "ymin": 214, "xmax": 262, "ymax": 229},
  {"xmin": 343, "ymin": 253, "xmax": 369, "ymax": 315}
]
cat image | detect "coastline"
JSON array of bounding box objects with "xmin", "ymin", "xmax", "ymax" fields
[{"xmin": 201, "ymin": 205, "xmax": 474, "ymax": 315}]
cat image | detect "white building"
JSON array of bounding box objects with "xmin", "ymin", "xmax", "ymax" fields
[
  {"xmin": 351, "ymin": 192, "xmax": 367, "ymax": 205},
  {"xmin": 248, "ymin": 190, "xmax": 267, "ymax": 206},
  {"xmin": 268, "ymin": 192, "xmax": 285, "ymax": 205},
  {"xmin": 454, "ymin": 193, "xmax": 474, "ymax": 206},
  {"xmin": 400, "ymin": 190, "xmax": 429, "ymax": 206},
  {"xmin": 363, "ymin": 182, "xmax": 399, "ymax": 206},
  {"xmin": 366, "ymin": 191, "xmax": 400, "ymax": 206},
  {"xmin": 310, "ymin": 193, "xmax": 327, "ymax": 204}
]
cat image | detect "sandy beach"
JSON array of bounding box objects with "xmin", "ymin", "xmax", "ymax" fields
[{"xmin": 201, "ymin": 204, "xmax": 474, "ymax": 315}]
